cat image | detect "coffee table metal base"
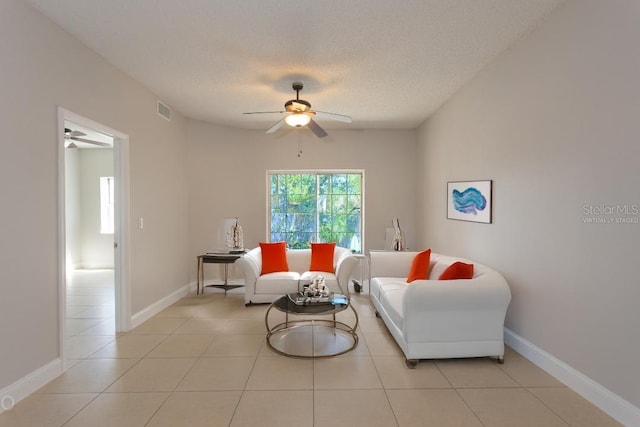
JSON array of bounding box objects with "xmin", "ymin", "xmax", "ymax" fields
[{"xmin": 265, "ymin": 301, "xmax": 358, "ymax": 358}]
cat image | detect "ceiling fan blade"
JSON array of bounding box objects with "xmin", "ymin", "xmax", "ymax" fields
[
  {"xmin": 65, "ymin": 129, "xmax": 87, "ymax": 137},
  {"xmin": 307, "ymin": 119, "xmax": 328, "ymax": 138},
  {"xmin": 314, "ymin": 110, "xmax": 352, "ymax": 123},
  {"xmin": 243, "ymin": 111, "xmax": 285, "ymax": 115},
  {"xmin": 266, "ymin": 117, "xmax": 286, "ymax": 134},
  {"xmin": 70, "ymin": 136, "xmax": 112, "ymax": 147}
]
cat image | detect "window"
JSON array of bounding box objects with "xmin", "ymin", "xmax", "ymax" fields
[
  {"xmin": 100, "ymin": 176, "xmax": 114, "ymax": 234},
  {"xmin": 268, "ymin": 171, "xmax": 363, "ymax": 251}
]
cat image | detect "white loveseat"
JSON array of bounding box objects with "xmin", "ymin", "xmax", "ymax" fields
[
  {"xmin": 369, "ymin": 250, "xmax": 511, "ymax": 367},
  {"xmin": 237, "ymin": 246, "xmax": 358, "ymax": 305}
]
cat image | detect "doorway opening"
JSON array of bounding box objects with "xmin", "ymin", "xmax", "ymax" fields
[{"xmin": 58, "ymin": 108, "xmax": 131, "ymax": 370}]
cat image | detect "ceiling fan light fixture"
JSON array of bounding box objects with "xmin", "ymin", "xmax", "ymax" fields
[
  {"xmin": 243, "ymin": 82, "xmax": 350, "ymax": 138},
  {"xmin": 285, "ymin": 112, "xmax": 311, "ymax": 128}
]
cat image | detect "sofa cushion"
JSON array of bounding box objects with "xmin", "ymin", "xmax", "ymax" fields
[
  {"xmin": 286, "ymin": 249, "xmax": 312, "ymax": 273},
  {"xmin": 428, "ymin": 254, "xmax": 469, "ymax": 279},
  {"xmin": 407, "ymin": 249, "xmax": 431, "ymax": 283},
  {"xmin": 309, "ymin": 242, "xmax": 336, "ymax": 272},
  {"xmin": 439, "ymin": 261, "xmax": 474, "ymax": 280},
  {"xmin": 370, "ymin": 277, "xmax": 407, "ymax": 301},
  {"xmin": 428, "ymin": 261, "xmax": 448, "ymax": 280},
  {"xmin": 380, "ymin": 288, "xmax": 404, "ymax": 331},
  {"xmin": 255, "ymin": 271, "xmax": 300, "ymax": 294},
  {"xmin": 259, "ymin": 242, "xmax": 289, "ymax": 274},
  {"xmin": 300, "ymin": 271, "xmax": 339, "ymax": 293}
]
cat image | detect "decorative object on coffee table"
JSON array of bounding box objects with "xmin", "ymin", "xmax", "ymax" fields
[{"xmin": 307, "ymin": 274, "xmax": 329, "ymax": 296}]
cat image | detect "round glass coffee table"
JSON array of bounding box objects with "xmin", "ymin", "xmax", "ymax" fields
[{"xmin": 265, "ymin": 294, "xmax": 359, "ymax": 358}]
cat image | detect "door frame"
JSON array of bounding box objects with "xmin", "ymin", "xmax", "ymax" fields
[{"xmin": 57, "ymin": 107, "xmax": 131, "ymax": 370}]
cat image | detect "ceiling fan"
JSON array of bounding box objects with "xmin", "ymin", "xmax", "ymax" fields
[
  {"xmin": 64, "ymin": 128, "xmax": 112, "ymax": 148},
  {"xmin": 243, "ymin": 82, "xmax": 352, "ymax": 138}
]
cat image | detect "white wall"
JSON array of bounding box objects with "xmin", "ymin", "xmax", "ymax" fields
[
  {"xmin": 78, "ymin": 148, "xmax": 114, "ymax": 269},
  {"xmin": 64, "ymin": 149, "xmax": 81, "ymax": 269},
  {"xmin": 65, "ymin": 147, "xmax": 114, "ymax": 270},
  {"xmin": 416, "ymin": 0, "xmax": 640, "ymax": 411},
  {"xmin": 0, "ymin": 0, "xmax": 190, "ymax": 390},
  {"xmin": 187, "ymin": 120, "xmax": 418, "ymax": 281}
]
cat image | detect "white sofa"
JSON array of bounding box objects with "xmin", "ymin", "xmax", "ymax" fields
[
  {"xmin": 369, "ymin": 250, "xmax": 511, "ymax": 367},
  {"xmin": 237, "ymin": 246, "xmax": 358, "ymax": 305}
]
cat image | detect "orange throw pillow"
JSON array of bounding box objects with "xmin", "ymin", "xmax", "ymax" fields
[
  {"xmin": 439, "ymin": 261, "xmax": 474, "ymax": 280},
  {"xmin": 407, "ymin": 249, "xmax": 431, "ymax": 283},
  {"xmin": 259, "ymin": 242, "xmax": 289, "ymax": 274},
  {"xmin": 309, "ymin": 242, "xmax": 336, "ymax": 272}
]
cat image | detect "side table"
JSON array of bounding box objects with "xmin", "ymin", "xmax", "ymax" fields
[{"xmin": 197, "ymin": 252, "xmax": 245, "ymax": 295}]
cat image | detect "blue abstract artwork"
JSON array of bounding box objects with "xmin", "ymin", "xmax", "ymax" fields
[
  {"xmin": 447, "ymin": 181, "xmax": 492, "ymax": 223},
  {"xmin": 452, "ymin": 187, "xmax": 486, "ymax": 215}
]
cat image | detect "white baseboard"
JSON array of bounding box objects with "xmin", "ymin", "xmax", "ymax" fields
[
  {"xmin": 130, "ymin": 281, "xmax": 196, "ymax": 329},
  {"xmin": 504, "ymin": 328, "xmax": 640, "ymax": 426},
  {"xmin": 0, "ymin": 358, "xmax": 62, "ymax": 414}
]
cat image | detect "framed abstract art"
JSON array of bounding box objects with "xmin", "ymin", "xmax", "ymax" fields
[{"xmin": 447, "ymin": 180, "xmax": 492, "ymax": 224}]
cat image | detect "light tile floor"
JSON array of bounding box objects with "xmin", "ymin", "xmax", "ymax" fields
[
  {"xmin": 64, "ymin": 269, "xmax": 116, "ymax": 364},
  {"xmin": 0, "ymin": 276, "xmax": 622, "ymax": 427}
]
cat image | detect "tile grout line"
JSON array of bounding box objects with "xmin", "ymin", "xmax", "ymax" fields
[
  {"xmin": 434, "ymin": 360, "xmax": 487, "ymax": 426},
  {"xmin": 220, "ymin": 305, "xmax": 265, "ymax": 426},
  {"xmin": 369, "ymin": 343, "xmax": 401, "ymax": 427},
  {"xmin": 146, "ymin": 297, "xmax": 257, "ymax": 426},
  {"xmin": 60, "ymin": 393, "xmax": 102, "ymax": 427},
  {"xmin": 139, "ymin": 333, "xmax": 201, "ymax": 427},
  {"xmin": 495, "ymin": 351, "xmax": 573, "ymax": 425},
  {"xmin": 60, "ymin": 272, "xmax": 126, "ymax": 426},
  {"xmin": 524, "ymin": 387, "xmax": 572, "ymax": 426}
]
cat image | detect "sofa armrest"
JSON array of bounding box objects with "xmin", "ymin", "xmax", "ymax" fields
[
  {"xmin": 335, "ymin": 252, "xmax": 358, "ymax": 295},
  {"xmin": 402, "ymin": 274, "xmax": 511, "ymax": 340},
  {"xmin": 236, "ymin": 250, "xmax": 260, "ymax": 292}
]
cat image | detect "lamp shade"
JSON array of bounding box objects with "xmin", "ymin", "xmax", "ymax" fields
[{"xmin": 285, "ymin": 112, "xmax": 311, "ymax": 127}]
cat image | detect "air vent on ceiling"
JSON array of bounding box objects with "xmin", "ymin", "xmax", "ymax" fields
[{"xmin": 157, "ymin": 101, "xmax": 171, "ymax": 121}]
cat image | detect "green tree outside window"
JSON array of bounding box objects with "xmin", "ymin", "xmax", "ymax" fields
[{"xmin": 268, "ymin": 171, "xmax": 363, "ymax": 250}]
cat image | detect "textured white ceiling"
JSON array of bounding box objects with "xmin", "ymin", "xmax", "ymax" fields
[{"xmin": 26, "ymin": 0, "xmax": 564, "ymax": 130}]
